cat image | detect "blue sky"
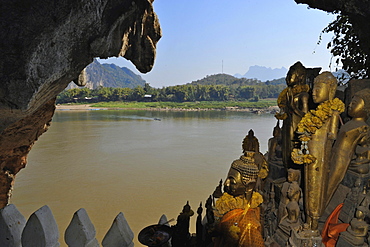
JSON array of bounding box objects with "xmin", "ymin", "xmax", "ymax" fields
[{"xmin": 99, "ymin": 0, "xmax": 336, "ymax": 88}]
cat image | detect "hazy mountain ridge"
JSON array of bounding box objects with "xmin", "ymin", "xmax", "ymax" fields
[
  {"xmin": 67, "ymin": 59, "xmax": 146, "ymax": 89},
  {"xmin": 235, "ymin": 65, "xmax": 288, "ymax": 82}
]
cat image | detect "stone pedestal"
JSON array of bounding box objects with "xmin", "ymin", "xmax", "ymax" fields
[
  {"xmin": 289, "ymin": 228, "xmax": 324, "ymax": 247},
  {"xmin": 273, "ymin": 219, "xmax": 302, "ymax": 246}
]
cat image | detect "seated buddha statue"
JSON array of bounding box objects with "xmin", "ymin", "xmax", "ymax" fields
[
  {"xmin": 337, "ymin": 205, "xmax": 369, "ymax": 246},
  {"xmin": 349, "ymin": 143, "xmax": 370, "ymax": 174},
  {"xmin": 267, "ymin": 121, "xmax": 283, "ymax": 163},
  {"xmin": 242, "ymin": 129, "xmax": 269, "ymax": 191},
  {"xmin": 213, "ymin": 151, "xmax": 264, "ymax": 247}
]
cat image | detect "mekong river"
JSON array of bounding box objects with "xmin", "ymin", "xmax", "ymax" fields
[{"xmin": 10, "ymin": 109, "xmax": 276, "ymax": 246}]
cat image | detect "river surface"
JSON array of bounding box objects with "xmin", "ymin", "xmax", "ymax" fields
[{"xmin": 10, "ymin": 110, "xmax": 276, "ymax": 246}]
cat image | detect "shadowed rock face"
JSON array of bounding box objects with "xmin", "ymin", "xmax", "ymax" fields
[{"xmin": 0, "ymin": 0, "xmax": 161, "ymax": 207}]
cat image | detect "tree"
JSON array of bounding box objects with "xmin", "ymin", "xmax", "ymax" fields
[
  {"xmin": 132, "ymin": 86, "xmax": 145, "ymax": 101},
  {"xmin": 237, "ymin": 86, "xmax": 255, "ymax": 100},
  {"xmin": 95, "ymin": 86, "xmax": 113, "ymax": 101},
  {"xmin": 321, "ymin": 14, "xmax": 369, "ymax": 78}
]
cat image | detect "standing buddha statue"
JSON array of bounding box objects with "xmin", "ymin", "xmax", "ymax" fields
[
  {"xmin": 291, "ymin": 72, "xmax": 345, "ymax": 230},
  {"xmin": 275, "ymin": 61, "xmax": 310, "ymax": 168}
]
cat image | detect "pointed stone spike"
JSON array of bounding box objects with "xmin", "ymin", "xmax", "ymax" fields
[
  {"xmin": 0, "ymin": 204, "xmax": 26, "ymax": 247},
  {"xmin": 65, "ymin": 208, "xmax": 99, "ymax": 247},
  {"xmin": 158, "ymin": 214, "xmax": 169, "ymax": 225},
  {"xmin": 102, "ymin": 212, "xmax": 134, "ymax": 247},
  {"xmin": 21, "ymin": 205, "xmax": 60, "ymax": 247},
  {"xmin": 158, "ymin": 214, "xmax": 172, "ymax": 247}
]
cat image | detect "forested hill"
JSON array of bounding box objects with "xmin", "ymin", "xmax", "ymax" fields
[
  {"xmin": 67, "ymin": 59, "xmax": 146, "ymax": 89},
  {"xmin": 189, "ymin": 73, "xmax": 286, "ymax": 87}
]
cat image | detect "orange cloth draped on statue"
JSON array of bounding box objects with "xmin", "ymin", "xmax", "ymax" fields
[
  {"xmin": 322, "ymin": 203, "xmax": 349, "ymax": 247},
  {"xmin": 214, "ymin": 207, "xmax": 264, "ymax": 247}
]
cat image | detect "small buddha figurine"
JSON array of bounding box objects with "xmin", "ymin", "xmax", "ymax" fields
[
  {"xmin": 212, "ymin": 179, "xmax": 223, "ymax": 199},
  {"xmin": 338, "ymin": 205, "xmax": 369, "ymax": 246},
  {"xmin": 242, "ymin": 129, "xmax": 269, "ymax": 190},
  {"xmin": 213, "ymin": 152, "xmax": 264, "ymax": 247},
  {"xmin": 276, "ymin": 61, "xmax": 310, "ymax": 168},
  {"xmin": 286, "ymin": 180, "xmax": 301, "ymax": 224},
  {"xmin": 267, "ymin": 121, "xmax": 283, "ymax": 163},
  {"xmin": 327, "ymin": 88, "xmax": 370, "ymax": 204},
  {"xmin": 279, "ymin": 179, "xmax": 303, "ymax": 236},
  {"xmin": 293, "ymin": 71, "xmax": 344, "ymax": 230},
  {"xmin": 172, "ymin": 201, "xmax": 194, "ymax": 247},
  {"xmin": 278, "ymin": 169, "xmax": 301, "ymax": 223},
  {"xmin": 196, "ymin": 202, "xmax": 203, "ymax": 247},
  {"xmin": 349, "ymin": 143, "xmax": 370, "ymax": 174},
  {"xmin": 264, "ymin": 185, "xmax": 278, "ymax": 242}
]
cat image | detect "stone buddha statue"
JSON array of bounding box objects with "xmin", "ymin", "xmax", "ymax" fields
[
  {"xmin": 337, "ymin": 205, "xmax": 369, "ymax": 246},
  {"xmin": 292, "ymin": 71, "xmax": 345, "ymax": 230},
  {"xmin": 278, "ymin": 169, "xmax": 301, "ymax": 224},
  {"xmin": 326, "ymin": 88, "xmax": 370, "ymax": 204},
  {"xmin": 242, "ymin": 129, "xmax": 269, "ymax": 184},
  {"xmin": 213, "ymin": 152, "xmax": 264, "ymax": 247},
  {"xmin": 172, "ymin": 201, "xmax": 194, "ymax": 247},
  {"xmin": 349, "ymin": 143, "xmax": 370, "ymax": 174},
  {"xmin": 267, "ymin": 121, "xmax": 283, "ymax": 163},
  {"xmin": 276, "ymin": 61, "xmax": 310, "ymax": 168}
]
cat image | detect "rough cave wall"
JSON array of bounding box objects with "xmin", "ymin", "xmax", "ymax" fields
[{"xmin": 0, "ymin": 0, "xmax": 161, "ymax": 208}]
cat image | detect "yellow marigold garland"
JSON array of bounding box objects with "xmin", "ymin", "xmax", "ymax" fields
[
  {"xmin": 292, "ymin": 98, "xmax": 345, "ymax": 165},
  {"xmin": 297, "ymin": 98, "xmax": 345, "ymax": 135},
  {"xmin": 291, "ymin": 148, "xmax": 316, "ymax": 165},
  {"xmin": 215, "ymin": 191, "xmax": 263, "ymax": 219}
]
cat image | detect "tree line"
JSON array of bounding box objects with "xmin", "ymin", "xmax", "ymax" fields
[{"xmin": 56, "ymin": 83, "xmax": 285, "ymax": 104}]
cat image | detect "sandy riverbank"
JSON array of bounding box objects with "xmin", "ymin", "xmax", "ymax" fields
[{"xmin": 56, "ymin": 104, "xmax": 279, "ymax": 113}]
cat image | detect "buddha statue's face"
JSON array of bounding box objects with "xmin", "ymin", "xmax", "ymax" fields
[
  {"xmin": 312, "ymin": 82, "xmax": 330, "ymax": 103},
  {"xmin": 348, "ymin": 95, "xmax": 366, "ymax": 118},
  {"xmin": 224, "ymin": 168, "xmax": 256, "ymax": 197},
  {"xmin": 287, "ymin": 170, "xmax": 298, "ymax": 183}
]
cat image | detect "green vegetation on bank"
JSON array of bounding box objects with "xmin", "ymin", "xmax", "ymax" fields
[
  {"xmin": 57, "ymin": 76, "xmax": 286, "ymax": 104},
  {"xmin": 89, "ymin": 100, "xmax": 277, "ymax": 109}
]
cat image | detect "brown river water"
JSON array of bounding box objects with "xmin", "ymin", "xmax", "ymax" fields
[{"xmin": 10, "ymin": 109, "xmax": 276, "ymax": 246}]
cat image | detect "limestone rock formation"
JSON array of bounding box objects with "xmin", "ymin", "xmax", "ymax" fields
[{"xmin": 0, "ymin": 0, "xmax": 161, "ymax": 207}]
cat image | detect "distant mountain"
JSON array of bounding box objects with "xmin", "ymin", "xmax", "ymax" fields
[
  {"xmin": 235, "ymin": 65, "xmax": 287, "ymax": 81},
  {"xmin": 67, "ymin": 59, "xmax": 146, "ymax": 89}
]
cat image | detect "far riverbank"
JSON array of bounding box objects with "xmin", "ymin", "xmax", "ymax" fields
[
  {"xmin": 56, "ymin": 104, "xmax": 279, "ymax": 113},
  {"xmin": 56, "ymin": 100, "xmax": 279, "ymax": 113}
]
